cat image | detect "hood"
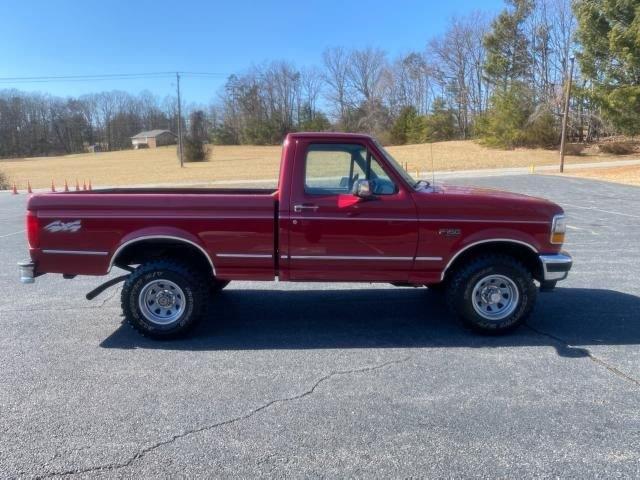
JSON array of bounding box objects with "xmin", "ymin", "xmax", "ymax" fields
[{"xmin": 413, "ymin": 182, "xmax": 563, "ymax": 222}]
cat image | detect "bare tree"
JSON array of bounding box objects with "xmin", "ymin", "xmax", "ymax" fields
[
  {"xmin": 322, "ymin": 47, "xmax": 352, "ymax": 125},
  {"xmin": 384, "ymin": 52, "xmax": 434, "ymax": 116},
  {"xmin": 263, "ymin": 61, "xmax": 300, "ymax": 136},
  {"xmin": 347, "ymin": 47, "xmax": 387, "ymax": 102},
  {"xmin": 428, "ymin": 12, "xmax": 490, "ymax": 138},
  {"xmin": 299, "ymin": 66, "xmax": 323, "ymax": 119}
]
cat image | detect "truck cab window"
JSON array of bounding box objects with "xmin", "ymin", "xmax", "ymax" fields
[{"xmin": 304, "ymin": 143, "xmax": 396, "ymax": 195}]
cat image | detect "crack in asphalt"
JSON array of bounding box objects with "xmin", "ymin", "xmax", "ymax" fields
[
  {"xmin": 37, "ymin": 356, "xmax": 411, "ymax": 478},
  {"xmin": 526, "ymin": 325, "xmax": 640, "ymax": 388}
]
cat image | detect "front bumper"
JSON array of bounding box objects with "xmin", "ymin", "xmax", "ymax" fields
[
  {"xmin": 539, "ymin": 252, "xmax": 572, "ymax": 282},
  {"xmin": 18, "ymin": 260, "xmax": 35, "ymax": 284}
]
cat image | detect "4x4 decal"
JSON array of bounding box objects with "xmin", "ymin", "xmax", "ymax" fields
[{"xmin": 44, "ymin": 220, "xmax": 81, "ymax": 233}]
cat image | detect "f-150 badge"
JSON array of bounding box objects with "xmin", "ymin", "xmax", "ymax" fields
[
  {"xmin": 44, "ymin": 220, "xmax": 81, "ymax": 233},
  {"xmin": 438, "ymin": 228, "xmax": 461, "ymax": 237}
]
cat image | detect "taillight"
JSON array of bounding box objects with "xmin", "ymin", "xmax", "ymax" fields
[{"xmin": 26, "ymin": 210, "xmax": 40, "ymax": 248}]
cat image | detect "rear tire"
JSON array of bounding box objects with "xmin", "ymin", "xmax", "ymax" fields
[
  {"xmin": 121, "ymin": 259, "xmax": 209, "ymax": 339},
  {"xmin": 445, "ymin": 254, "xmax": 536, "ymax": 334}
]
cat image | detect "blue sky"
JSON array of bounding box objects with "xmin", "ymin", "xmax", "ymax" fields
[{"xmin": 0, "ymin": 0, "xmax": 504, "ymax": 105}]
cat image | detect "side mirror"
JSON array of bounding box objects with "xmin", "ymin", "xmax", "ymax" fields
[{"xmin": 353, "ymin": 179, "xmax": 374, "ymax": 199}]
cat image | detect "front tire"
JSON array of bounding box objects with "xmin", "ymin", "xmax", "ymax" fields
[
  {"xmin": 539, "ymin": 280, "xmax": 557, "ymax": 292},
  {"xmin": 121, "ymin": 260, "xmax": 208, "ymax": 339},
  {"xmin": 445, "ymin": 255, "xmax": 537, "ymax": 334}
]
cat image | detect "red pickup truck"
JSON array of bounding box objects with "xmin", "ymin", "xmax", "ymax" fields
[{"xmin": 18, "ymin": 132, "xmax": 571, "ymax": 338}]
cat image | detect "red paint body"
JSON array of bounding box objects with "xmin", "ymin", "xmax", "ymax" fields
[{"xmin": 25, "ymin": 133, "xmax": 564, "ymax": 284}]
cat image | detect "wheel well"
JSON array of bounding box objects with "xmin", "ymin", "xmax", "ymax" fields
[
  {"xmin": 443, "ymin": 241, "xmax": 542, "ymax": 282},
  {"xmin": 110, "ymin": 239, "xmax": 214, "ymax": 277}
]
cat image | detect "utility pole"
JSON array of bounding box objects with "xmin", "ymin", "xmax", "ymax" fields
[
  {"xmin": 176, "ymin": 72, "xmax": 184, "ymax": 168},
  {"xmin": 559, "ymin": 56, "xmax": 575, "ymax": 173}
]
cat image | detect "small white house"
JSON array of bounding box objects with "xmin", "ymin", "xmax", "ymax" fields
[{"xmin": 131, "ymin": 130, "xmax": 177, "ymax": 149}]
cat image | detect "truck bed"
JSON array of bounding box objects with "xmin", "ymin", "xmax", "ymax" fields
[
  {"xmin": 84, "ymin": 187, "xmax": 278, "ymax": 195},
  {"xmin": 28, "ymin": 189, "xmax": 278, "ymax": 280}
]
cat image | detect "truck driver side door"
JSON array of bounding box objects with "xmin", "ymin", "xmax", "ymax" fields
[{"xmin": 286, "ymin": 140, "xmax": 419, "ymax": 282}]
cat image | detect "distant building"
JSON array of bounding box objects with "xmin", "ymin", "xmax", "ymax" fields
[
  {"xmin": 83, "ymin": 142, "xmax": 107, "ymax": 153},
  {"xmin": 131, "ymin": 130, "xmax": 177, "ymax": 149}
]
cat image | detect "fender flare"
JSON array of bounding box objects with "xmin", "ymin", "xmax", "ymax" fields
[
  {"xmin": 108, "ymin": 235, "xmax": 216, "ymax": 274},
  {"xmin": 441, "ymin": 238, "xmax": 539, "ymax": 281}
]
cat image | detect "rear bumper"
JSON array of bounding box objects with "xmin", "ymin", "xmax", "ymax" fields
[
  {"xmin": 539, "ymin": 252, "xmax": 572, "ymax": 282},
  {"xmin": 18, "ymin": 260, "xmax": 36, "ymax": 284}
]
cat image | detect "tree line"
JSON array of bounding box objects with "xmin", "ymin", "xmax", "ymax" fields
[
  {"xmin": 0, "ymin": 89, "xmax": 184, "ymax": 158},
  {"xmin": 0, "ymin": 0, "xmax": 637, "ymax": 159}
]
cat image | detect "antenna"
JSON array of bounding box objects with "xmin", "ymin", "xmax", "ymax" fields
[
  {"xmin": 430, "ymin": 142, "xmax": 435, "ymax": 186},
  {"xmin": 176, "ymin": 72, "xmax": 184, "ymax": 168}
]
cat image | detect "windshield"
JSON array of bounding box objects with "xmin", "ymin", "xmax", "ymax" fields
[{"xmin": 373, "ymin": 140, "xmax": 422, "ymax": 189}]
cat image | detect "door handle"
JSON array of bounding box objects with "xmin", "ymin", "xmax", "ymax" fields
[{"xmin": 293, "ymin": 204, "xmax": 319, "ymax": 213}]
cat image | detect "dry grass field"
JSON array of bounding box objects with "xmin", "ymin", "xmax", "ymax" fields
[
  {"xmin": 566, "ymin": 164, "xmax": 640, "ymax": 187},
  {"xmin": 0, "ymin": 140, "xmax": 637, "ymax": 189}
]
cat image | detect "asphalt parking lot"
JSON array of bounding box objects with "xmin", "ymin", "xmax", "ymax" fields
[{"xmin": 1, "ymin": 174, "xmax": 639, "ymax": 478}]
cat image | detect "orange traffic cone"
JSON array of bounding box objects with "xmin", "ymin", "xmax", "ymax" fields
[
  {"xmin": 88, "ymin": 179, "xmax": 92, "ymax": 191},
  {"xmin": 27, "ymin": 181, "xmax": 32, "ymax": 194},
  {"xmin": 51, "ymin": 180, "xmax": 56, "ymax": 192},
  {"xmin": 64, "ymin": 179, "xmax": 69, "ymax": 192},
  {"xmin": 11, "ymin": 182, "xmax": 18, "ymax": 195},
  {"xmin": 75, "ymin": 179, "xmax": 80, "ymax": 191}
]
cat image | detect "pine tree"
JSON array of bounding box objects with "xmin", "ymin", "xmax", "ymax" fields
[
  {"xmin": 574, "ymin": 0, "xmax": 640, "ymax": 135},
  {"xmin": 483, "ymin": 0, "xmax": 534, "ymax": 89},
  {"xmin": 390, "ymin": 106, "xmax": 419, "ymax": 144},
  {"xmin": 424, "ymin": 99, "xmax": 456, "ymax": 142}
]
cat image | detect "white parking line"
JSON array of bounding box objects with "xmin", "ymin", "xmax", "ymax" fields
[
  {"xmin": 0, "ymin": 230, "xmax": 24, "ymax": 238},
  {"xmin": 567, "ymin": 225, "xmax": 600, "ymax": 235},
  {"xmin": 563, "ymin": 203, "xmax": 640, "ymax": 219}
]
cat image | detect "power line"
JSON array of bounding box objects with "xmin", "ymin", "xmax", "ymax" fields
[
  {"xmin": 0, "ymin": 77, "xmax": 173, "ymax": 85},
  {"xmin": 0, "ymin": 72, "xmax": 175, "ymax": 81},
  {"xmin": 0, "ymin": 71, "xmax": 231, "ymax": 84},
  {"xmin": 179, "ymin": 72, "xmax": 230, "ymax": 77}
]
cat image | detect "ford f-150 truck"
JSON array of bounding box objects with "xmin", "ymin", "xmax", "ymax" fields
[{"xmin": 18, "ymin": 132, "xmax": 572, "ymax": 338}]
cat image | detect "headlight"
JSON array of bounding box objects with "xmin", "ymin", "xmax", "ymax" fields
[{"xmin": 550, "ymin": 214, "xmax": 566, "ymax": 244}]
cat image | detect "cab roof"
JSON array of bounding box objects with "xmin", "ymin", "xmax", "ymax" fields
[{"xmin": 286, "ymin": 132, "xmax": 374, "ymax": 141}]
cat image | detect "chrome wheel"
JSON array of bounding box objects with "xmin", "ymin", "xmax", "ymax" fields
[
  {"xmin": 138, "ymin": 279, "xmax": 186, "ymax": 325},
  {"xmin": 471, "ymin": 274, "xmax": 519, "ymax": 321}
]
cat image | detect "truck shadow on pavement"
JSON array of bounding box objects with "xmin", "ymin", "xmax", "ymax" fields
[{"xmin": 100, "ymin": 287, "xmax": 640, "ymax": 357}]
